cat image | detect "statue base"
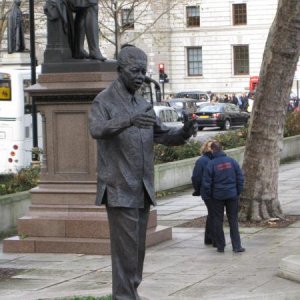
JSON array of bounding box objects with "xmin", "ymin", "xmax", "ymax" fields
[
  {"xmin": 0, "ymin": 50, "xmax": 31, "ymax": 66},
  {"xmin": 3, "ymin": 69, "xmax": 172, "ymax": 255},
  {"xmin": 42, "ymin": 59, "xmax": 118, "ymax": 73}
]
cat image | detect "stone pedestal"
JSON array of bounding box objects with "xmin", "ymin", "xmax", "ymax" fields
[
  {"xmin": 0, "ymin": 50, "xmax": 31, "ymax": 66},
  {"xmin": 3, "ymin": 66, "xmax": 172, "ymax": 255}
]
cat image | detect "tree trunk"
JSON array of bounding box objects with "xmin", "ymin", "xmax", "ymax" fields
[{"xmin": 239, "ymin": 0, "xmax": 300, "ymax": 221}]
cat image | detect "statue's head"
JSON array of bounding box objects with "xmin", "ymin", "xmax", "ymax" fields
[
  {"xmin": 117, "ymin": 44, "xmax": 148, "ymax": 94},
  {"xmin": 15, "ymin": 0, "xmax": 21, "ymax": 6}
]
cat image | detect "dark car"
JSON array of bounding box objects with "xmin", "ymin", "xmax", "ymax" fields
[
  {"xmin": 167, "ymin": 98, "xmax": 198, "ymax": 120},
  {"xmin": 195, "ymin": 103, "xmax": 250, "ymax": 131}
]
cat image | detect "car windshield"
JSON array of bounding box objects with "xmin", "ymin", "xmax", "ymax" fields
[
  {"xmin": 197, "ymin": 103, "xmax": 211, "ymax": 110},
  {"xmin": 199, "ymin": 105, "xmax": 222, "ymax": 112}
]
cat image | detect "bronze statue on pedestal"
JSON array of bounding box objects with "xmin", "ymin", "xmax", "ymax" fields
[
  {"xmin": 7, "ymin": 0, "xmax": 26, "ymax": 54},
  {"xmin": 44, "ymin": 0, "xmax": 106, "ymax": 61}
]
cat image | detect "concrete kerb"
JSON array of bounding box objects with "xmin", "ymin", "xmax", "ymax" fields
[{"xmin": 278, "ymin": 255, "xmax": 300, "ymax": 283}]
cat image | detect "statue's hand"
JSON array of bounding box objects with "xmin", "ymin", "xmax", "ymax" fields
[
  {"xmin": 182, "ymin": 119, "xmax": 198, "ymax": 138},
  {"xmin": 130, "ymin": 105, "xmax": 156, "ymax": 128}
]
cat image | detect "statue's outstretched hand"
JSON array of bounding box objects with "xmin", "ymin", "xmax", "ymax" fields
[
  {"xmin": 182, "ymin": 119, "xmax": 198, "ymax": 139},
  {"xmin": 130, "ymin": 105, "xmax": 156, "ymax": 128}
]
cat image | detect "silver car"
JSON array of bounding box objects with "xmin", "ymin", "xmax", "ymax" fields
[{"xmin": 153, "ymin": 105, "xmax": 183, "ymax": 128}]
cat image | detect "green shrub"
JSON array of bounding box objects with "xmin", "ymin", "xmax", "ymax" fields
[
  {"xmin": 284, "ymin": 111, "xmax": 300, "ymax": 137},
  {"xmin": 0, "ymin": 113, "xmax": 298, "ymax": 196},
  {"xmin": 154, "ymin": 140, "xmax": 201, "ymax": 164},
  {"xmin": 214, "ymin": 127, "xmax": 248, "ymax": 150},
  {"xmin": 0, "ymin": 167, "xmax": 40, "ymax": 196}
]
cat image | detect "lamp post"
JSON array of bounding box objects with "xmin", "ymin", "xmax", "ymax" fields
[
  {"xmin": 113, "ymin": 0, "xmax": 118, "ymax": 59},
  {"xmin": 29, "ymin": 0, "xmax": 39, "ymax": 162}
]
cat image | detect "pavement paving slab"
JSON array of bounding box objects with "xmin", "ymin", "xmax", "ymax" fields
[{"xmin": 1, "ymin": 160, "xmax": 300, "ymax": 299}]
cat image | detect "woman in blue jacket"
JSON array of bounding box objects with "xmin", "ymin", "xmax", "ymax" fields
[
  {"xmin": 191, "ymin": 140, "xmax": 215, "ymax": 246},
  {"xmin": 202, "ymin": 141, "xmax": 245, "ymax": 253}
]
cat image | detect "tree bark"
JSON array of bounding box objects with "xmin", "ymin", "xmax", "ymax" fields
[{"xmin": 239, "ymin": 0, "xmax": 300, "ymax": 221}]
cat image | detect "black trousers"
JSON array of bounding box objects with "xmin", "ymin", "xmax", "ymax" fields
[
  {"xmin": 212, "ymin": 197, "xmax": 242, "ymax": 250},
  {"xmin": 203, "ymin": 198, "xmax": 215, "ymax": 244},
  {"xmin": 106, "ymin": 200, "xmax": 150, "ymax": 300}
]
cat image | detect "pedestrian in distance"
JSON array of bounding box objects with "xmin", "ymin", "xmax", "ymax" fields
[
  {"xmin": 202, "ymin": 141, "xmax": 245, "ymax": 253},
  {"xmin": 191, "ymin": 140, "xmax": 216, "ymax": 246},
  {"xmin": 89, "ymin": 44, "xmax": 197, "ymax": 300},
  {"xmin": 232, "ymin": 93, "xmax": 239, "ymax": 106}
]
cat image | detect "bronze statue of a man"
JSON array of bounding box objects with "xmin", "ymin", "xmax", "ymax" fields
[
  {"xmin": 68, "ymin": 0, "xmax": 106, "ymax": 60},
  {"xmin": 7, "ymin": 0, "xmax": 25, "ymax": 54},
  {"xmin": 44, "ymin": 0, "xmax": 106, "ymax": 61},
  {"xmin": 89, "ymin": 44, "xmax": 197, "ymax": 299}
]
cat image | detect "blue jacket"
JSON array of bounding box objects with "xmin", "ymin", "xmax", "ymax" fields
[
  {"xmin": 192, "ymin": 153, "xmax": 212, "ymax": 196},
  {"xmin": 191, "ymin": 153, "xmax": 212, "ymax": 196},
  {"xmin": 202, "ymin": 151, "xmax": 244, "ymax": 201}
]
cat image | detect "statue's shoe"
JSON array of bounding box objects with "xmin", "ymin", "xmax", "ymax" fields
[{"xmin": 89, "ymin": 54, "xmax": 107, "ymax": 61}]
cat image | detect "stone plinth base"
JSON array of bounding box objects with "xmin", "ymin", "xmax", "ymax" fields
[
  {"xmin": 3, "ymin": 184, "xmax": 172, "ymax": 255},
  {"xmin": 0, "ymin": 50, "xmax": 31, "ymax": 65},
  {"xmin": 277, "ymin": 255, "xmax": 300, "ymax": 283},
  {"xmin": 42, "ymin": 59, "xmax": 117, "ymax": 73},
  {"xmin": 3, "ymin": 210, "xmax": 172, "ymax": 255}
]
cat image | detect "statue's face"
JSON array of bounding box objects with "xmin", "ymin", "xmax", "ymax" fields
[
  {"xmin": 15, "ymin": 0, "xmax": 21, "ymax": 6},
  {"xmin": 119, "ymin": 58, "xmax": 147, "ymax": 94}
]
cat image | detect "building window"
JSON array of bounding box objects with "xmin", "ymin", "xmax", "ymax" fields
[
  {"xmin": 186, "ymin": 6, "xmax": 200, "ymax": 27},
  {"xmin": 187, "ymin": 47, "xmax": 202, "ymax": 76},
  {"xmin": 233, "ymin": 3, "xmax": 247, "ymax": 25},
  {"xmin": 121, "ymin": 8, "xmax": 134, "ymax": 30},
  {"xmin": 233, "ymin": 45, "xmax": 249, "ymax": 75}
]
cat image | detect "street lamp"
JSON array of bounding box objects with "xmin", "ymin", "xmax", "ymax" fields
[
  {"xmin": 113, "ymin": 0, "xmax": 118, "ymax": 59},
  {"xmin": 29, "ymin": 0, "xmax": 38, "ymax": 161},
  {"xmin": 29, "ymin": 0, "xmax": 36, "ymax": 85}
]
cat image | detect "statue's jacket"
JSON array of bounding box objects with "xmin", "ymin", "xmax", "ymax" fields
[{"xmin": 89, "ymin": 78, "xmax": 187, "ymax": 208}]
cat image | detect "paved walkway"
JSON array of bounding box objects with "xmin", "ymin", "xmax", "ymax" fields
[{"xmin": 1, "ymin": 161, "xmax": 300, "ymax": 299}]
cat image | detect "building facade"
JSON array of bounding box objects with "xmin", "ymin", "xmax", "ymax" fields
[
  {"xmin": 2, "ymin": 0, "xmax": 299, "ymax": 97},
  {"xmin": 100, "ymin": 0, "xmax": 299, "ymax": 96}
]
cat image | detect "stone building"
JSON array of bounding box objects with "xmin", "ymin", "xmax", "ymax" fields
[
  {"xmin": 2, "ymin": 0, "xmax": 299, "ymax": 96},
  {"xmin": 100, "ymin": 0, "xmax": 300, "ymax": 96}
]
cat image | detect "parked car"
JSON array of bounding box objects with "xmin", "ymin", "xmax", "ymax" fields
[
  {"xmin": 195, "ymin": 103, "xmax": 250, "ymax": 131},
  {"xmin": 153, "ymin": 105, "xmax": 183, "ymax": 128},
  {"xmin": 152, "ymin": 101, "xmax": 171, "ymax": 107},
  {"xmin": 174, "ymin": 91, "xmax": 210, "ymax": 104},
  {"xmin": 167, "ymin": 98, "xmax": 198, "ymax": 120}
]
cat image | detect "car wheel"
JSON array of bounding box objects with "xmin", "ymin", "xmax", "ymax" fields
[{"xmin": 223, "ymin": 119, "xmax": 231, "ymax": 131}]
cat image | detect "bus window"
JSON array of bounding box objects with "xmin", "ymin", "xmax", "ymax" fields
[
  {"xmin": 0, "ymin": 73, "xmax": 11, "ymax": 101},
  {"xmin": 23, "ymin": 79, "xmax": 32, "ymax": 114},
  {"xmin": 0, "ymin": 66, "xmax": 42, "ymax": 173}
]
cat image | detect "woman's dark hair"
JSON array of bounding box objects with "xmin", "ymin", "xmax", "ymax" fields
[{"xmin": 210, "ymin": 141, "xmax": 223, "ymax": 152}]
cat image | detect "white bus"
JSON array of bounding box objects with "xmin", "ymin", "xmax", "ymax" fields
[{"xmin": 0, "ymin": 66, "xmax": 43, "ymax": 173}]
